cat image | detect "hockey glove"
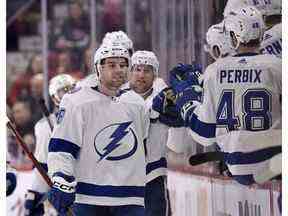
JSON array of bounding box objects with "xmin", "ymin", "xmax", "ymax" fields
[
  {"xmin": 169, "ymin": 63, "xmax": 203, "ymax": 88},
  {"xmin": 152, "ymin": 87, "xmax": 177, "ymax": 115},
  {"xmin": 24, "ymin": 190, "xmax": 45, "ymax": 216},
  {"xmin": 47, "ymin": 172, "xmax": 76, "ymax": 215},
  {"xmin": 175, "ymin": 85, "xmax": 203, "ymax": 125},
  {"xmin": 152, "ymin": 88, "xmax": 184, "ymax": 127},
  {"xmin": 6, "ymin": 172, "xmax": 17, "ymax": 196}
]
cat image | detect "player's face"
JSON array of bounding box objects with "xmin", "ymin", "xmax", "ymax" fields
[
  {"xmin": 129, "ymin": 64, "xmax": 155, "ymax": 94},
  {"xmin": 100, "ymin": 57, "xmax": 128, "ymax": 90}
]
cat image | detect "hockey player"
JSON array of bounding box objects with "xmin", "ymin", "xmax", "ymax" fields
[
  {"xmin": 128, "ymin": 50, "xmax": 171, "ymax": 216},
  {"xmin": 23, "ymin": 74, "xmax": 76, "ymax": 215},
  {"xmin": 223, "ymin": 0, "xmax": 282, "ymax": 58},
  {"xmin": 47, "ymin": 43, "xmax": 149, "ymax": 216},
  {"xmin": 259, "ymin": 0, "xmax": 282, "ymax": 58},
  {"xmin": 154, "ymin": 6, "xmax": 281, "ymax": 186}
]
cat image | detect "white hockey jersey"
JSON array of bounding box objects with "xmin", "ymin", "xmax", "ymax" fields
[
  {"xmin": 30, "ymin": 115, "xmax": 56, "ymax": 193},
  {"xmin": 187, "ymin": 53, "xmax": 281, "ymax": 178},
  {"xmin": 260, "ymin": 23, "xmax": 282, "ymax": 58},
  {"xmin": 76, "ymin": 73, "xmax": 98, "ymax": 88},
  {"xmin": 48, "ymin": 86, "xmax": 149, "ymax": 206},
  {"xmin": 144, "ymin": 78, "xmax": 170, "ymax": 182},
  {"xmin": 166, "ymin": 127, "xmax": 198, "ymax": 155}
]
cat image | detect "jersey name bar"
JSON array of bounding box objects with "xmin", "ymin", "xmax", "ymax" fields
[{"xmin": 220, "ymin": 69, "xmax": 262, "ymax": 84}]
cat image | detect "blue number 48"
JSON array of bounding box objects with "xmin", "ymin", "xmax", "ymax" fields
[{"xmin": 216, "ymin": 89, "xmax": 272, "ymax": 132}]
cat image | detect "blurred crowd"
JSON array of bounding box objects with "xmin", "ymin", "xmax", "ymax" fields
[{"xmin": 6, "ymin": 0, "xmax": 152, "ymax": 169}]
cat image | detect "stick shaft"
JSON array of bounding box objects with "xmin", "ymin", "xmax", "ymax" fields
[
  {"xmin": 6, "ymin": 120, "xmax": 53, "ymax": 187},
  {"xmin": 39, "ymin": 98, "xmax": 54, "ymax": 131},
  {"xmin": 7, "ymin": 118, "xmax": 74, "ymax": 216}
]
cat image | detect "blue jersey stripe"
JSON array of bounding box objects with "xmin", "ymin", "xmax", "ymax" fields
[
  {"xmin": 146, "ymin": 157, "xmax": 167, "ymax": 175},
  {"xmin": 76, "ymin": 182, "xmax": 145, "ymax": 198},
  {"xmin": 187, "ymin": 113, "xmax": 216, "ymax": 138},
  {"xmin": 48, "ymin": 138, "xmax": 80, "ymax": 159},
  {"xmin": 232, "ymin": 174, "xmax": 255, "ymax": 185},
  {"xmin": 224, "ymin": 146, "xmax": 281, "ymax": 165}
]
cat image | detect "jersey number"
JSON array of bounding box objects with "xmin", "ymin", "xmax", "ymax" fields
[{"xmin": 216, "ymin": 89, "xmax": 272, "ymax": 132}]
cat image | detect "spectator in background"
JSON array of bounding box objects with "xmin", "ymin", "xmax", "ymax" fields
[
  {"xmin": 28, "ymin": 74, "xmax": 46, "ymax": 122},
  {"xmin": 11, "ymin": 100, "xmax": 35, "ymax": 137},
  {"xmin": 54, "ymin": 51, "xmax": 83, "ymax": 80},
  {"xmin": 8, "ymin": 54, "xmax": 43, "ymax": 106},
  {"xmin": 101, "ymin": 0, "xmax": 125, "ymax": 36},
  {"xmin": 21, "ymin": 133, "xmax": 36, "ymax": 169},
  {"xmin": 55, "ymin": 1, "xmax": 90, "ymax": 68},
  {"xmin": 80, "ymin": 46, "xmax": 94, "ymax": 76}
]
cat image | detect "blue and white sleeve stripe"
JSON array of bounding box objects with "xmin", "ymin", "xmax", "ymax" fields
[{"xmin": 49, "ymin": 138, "xmax": 80, "ymax": 159}]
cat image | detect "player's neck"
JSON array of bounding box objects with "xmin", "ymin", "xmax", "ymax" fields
[{"xmin": 98, "ymin": 83, "xmax": 118, "ymax": 96}]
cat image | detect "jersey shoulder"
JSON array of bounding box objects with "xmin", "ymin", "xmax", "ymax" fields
[
  {"xmin": 61, "ymin": 86, "xmax": 103, "ymax": 108},
  {"xmin": 267, "ymin": 23, "xmax": 282, "ymax": 36},
  {"xmin": 118, "ymin": 89, "xmax": 146, "ymax": 107},
  {"xmin": 152, "ymin": 78, "xmax": 167, "ymax": 93},
  {"xmin": 255, "ymin": 54, "xmax": 281, "ymax": 66}
]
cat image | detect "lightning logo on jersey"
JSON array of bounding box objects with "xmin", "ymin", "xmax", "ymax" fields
[{"xmin": 94, "ymin": 121, "xmax": 138, "ymax": 161}]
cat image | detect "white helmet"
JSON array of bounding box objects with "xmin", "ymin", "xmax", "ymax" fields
[
  {"xmin": 223, "ymin": 0, "xmax": 248, "ymax": 17},
  {"xmin": 49, "ymin": 74, "xmax": 76, "ymax": 105},
  {"xmin": 102, "ymin": 31, "xmax": 134, "ymax": 56},
  {"xmin": 131, "ymin": 50, "xmax": 159, "ymax": 76},
  {"xmin": 224, "ymin": 0, "xmax": 281, "ymax": 17},
  {"xmin": 204, "ymin": 22, "xmax": 236, "ymax": 60},
  {"xmin": 224, "ymin": 6, "xmax": 265, "ymax": 48},
  {"xmin": 93, "ymin": 43, "xmax": 131, "ymax": 77},
  {"xmin": 262, "ymin": 0, "xmax": 281, "ymax": 16}
]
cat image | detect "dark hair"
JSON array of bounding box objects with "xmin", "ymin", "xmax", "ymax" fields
[
  {"xmin": 242, "ymin": 39, "xmax": 261, "ymax": 47},
  {"xmin": 265, "ymin": 15, "xmax": 281, "ymax": 27}
]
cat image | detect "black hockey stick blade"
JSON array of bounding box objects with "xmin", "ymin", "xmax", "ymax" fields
[{"xmin": 189, "ymin": 151, "xmax": 224, "ymax": 166}]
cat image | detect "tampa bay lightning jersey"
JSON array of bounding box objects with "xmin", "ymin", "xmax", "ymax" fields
[
  {"xmin": 260, "ymin": 23, "xmax": 282, "ymax": 58},
  {"xmin": 48, "ymin": 86, "xmax": 149, "ymax": 206},
  {"xmin": 144, "ymin": 78, "xmax": 170, "ymax": 182},
  {"xmin": 186, "ymin": 53, "xmax": 281, "ymax": 179},
  {"xmin": 30, "ymin": 115, "xmax": 56, "ymax": 193},
  {"xmin": 76, "ymin": 73, "xmax": 98, "ymax": 88}
]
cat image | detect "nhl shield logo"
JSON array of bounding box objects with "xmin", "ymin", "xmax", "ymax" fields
[{"xmin": 56, "ymin": 108, "xmax": 66, "ymax": 124}]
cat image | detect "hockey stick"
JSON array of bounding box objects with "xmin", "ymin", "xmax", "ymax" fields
[
  {"xmin": 38, "ymin": 98, "xmax": 54, "ymax": 131},
  {"xmin": 6, "ymin": 117, "xmax": 74, "ymax": 216},
  {"xmin": 189, "ymin": 151, "xmax": 224, "ymax": 166},
  {"xmin": 189, "ymin": 146, "xmax": 281, "ymax": 166}
]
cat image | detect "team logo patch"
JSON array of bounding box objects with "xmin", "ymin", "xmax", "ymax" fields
[
  {"xmin": 56, "ymin": 108, "xmax": 66, "ymax": 124},
  {"xmin": 94, "ymin": 121, "xmax": 138, "ymax": 162}
]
